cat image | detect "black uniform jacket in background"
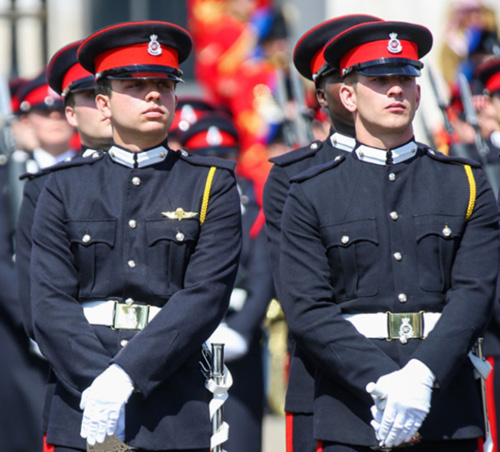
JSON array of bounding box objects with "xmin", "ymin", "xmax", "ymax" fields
[
  {"xmin": 29, "ymin": 147, "xmax": 242, "ymax": 450},
  {"xmin": 280, "ymin": 144, "xmax": 500, "ymax": 447},
  {"xmin": 263, "ymin": 133, "xmax": 353, "ymax": 413},
  {"xmin": 17, "ymin": 153, "xmax": 95, "ymax": 340}
]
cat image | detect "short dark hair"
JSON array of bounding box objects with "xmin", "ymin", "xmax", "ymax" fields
[{"xmin": 96, "ymin": 78, "xmax": 113, "ymax": 97}]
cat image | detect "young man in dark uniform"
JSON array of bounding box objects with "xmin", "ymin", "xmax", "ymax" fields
[
  {"xmin": 28, "ymin": 21, "xmax": 241, "ymax": 452},
  {"xmin": 279, "ymin": 20, "xmax": 499, "ymax": 452},
  {"xmin": 262, "ymin": 14, "xmax": 381, "ymax": 452}
]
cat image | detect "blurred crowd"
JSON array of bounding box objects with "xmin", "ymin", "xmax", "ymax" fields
[{"xmin": 1, "ymin": 0, "xmax": 500, "ymax": 451}]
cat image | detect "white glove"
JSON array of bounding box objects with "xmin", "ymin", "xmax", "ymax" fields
[
  {"xmin": 208, "ymin": 323, "xmax": 248, "ymax": 362},
  {"xmin": 80, "ymin": 364, "xmax": 134, "ymax": 445},
  {"xmin": 367, "ymin": 359, "xmax": 435, "ymax": 448}
]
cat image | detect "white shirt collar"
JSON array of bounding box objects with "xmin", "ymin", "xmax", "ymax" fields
[
  {"xmin": 330, "ymin": 132, "xmax": 355, "ymax": 152},
  {"xmin": 355, "ymin": 140, "xmax": 418, "ymax": 166},
  {"xmin": 108, "ymin": 145, "xmax": 168, "ymax": 168},
  {"xmin": 33, "ymin": 148, "xmax": 76, "ymax": 169}
]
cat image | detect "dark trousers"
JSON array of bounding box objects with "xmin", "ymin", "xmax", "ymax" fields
[
  {"xmin": 286, "ymin": 411, "xmax": 316, "ymax": 452},
  {"xmin": 319, "ymin": 439, "xmax": 479, "ymax": 452}
]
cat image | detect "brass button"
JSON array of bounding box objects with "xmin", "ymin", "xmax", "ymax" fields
[
  {"xmin": 128, "ymin": 219, "xmax": 137, "ymax": 229},
  {"xmin": 132, "ymin": 177, "xmax": 141, "ymax": 186},
  {"xmin": 393, "ymin": 252, "xmax": 402, "ymax": 261},
  {"xmin": 390, "ymin": 211, "xmax": 399, "ymax": 221},
  {"xmin": 341, "ymin": 235, "xmax": 350, "ymax": 245},
  {"xmin": 398, "ymin": 293, "xmax": 408, "ymax": 303},
  {"xmin": 128, "ymin": 260, "xmax": 136, "ymax": 268},
  {"xmin": 388, "ymin": 173, "xmax": 396, "ymax": 182},
  {"xmin": 82, "ymin": 234, "xmax": 91, "ymax": 243}
]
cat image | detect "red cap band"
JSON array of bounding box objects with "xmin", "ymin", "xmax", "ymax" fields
[
  {"xmin": 486, "ymin": 72, "xmax": 500, "ymax": 93},
  {"xmin": 184, "ymin": 130, "xmax": 237, "ymax": 150},
  {"xmin": 340, "ymin": 39, "xmax": 418, "ymax": 73},
  {"xmin": 21, "ymin": 85, "xmax": 62, "ymax": 110},
  {"xmin": 62, "ymin": 63, "xmax": 93, "ymax": 93},
  {"xmin": 95, "ymin": 43, "xmax": 179, "ymax": 74},
  {"xmin": 310, "ymin": 49, "xmax": 326, "ymax": 76}
]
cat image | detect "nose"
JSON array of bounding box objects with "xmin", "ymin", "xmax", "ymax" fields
[
  {"xmin": 145, "ymin": 82, "xmax": 161, "ymax": 102},
  {"xmin": 387, "ymin": 81, "xmax": 403, "ymax": 97}
]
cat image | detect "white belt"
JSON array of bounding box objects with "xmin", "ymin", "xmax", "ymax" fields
[
  {"xmin": 81, "ymin": 300, "xmax": 161, "ymax": 330},
  {"xmin": 343, "ymin": 311, "xmax": 441, "ymax": 344}
]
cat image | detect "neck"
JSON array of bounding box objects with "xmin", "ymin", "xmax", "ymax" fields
[
  {"xmin": 331, "ymin": 117, "xmax": 355, "ymax": 138},
  {"xmin": 355, "ymin": 123, "xmax": 414, "ymax": 150},
  {"xmin": 38, "ymin": 143, "xmax": 71, "ymax": 156},
  {"xmin": 112, "ymin": 134, "xmax": 167, "ymax": 152}
]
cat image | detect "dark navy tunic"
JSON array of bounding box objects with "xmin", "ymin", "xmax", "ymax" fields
[
  {"xmin": 280, "ymin": 142, "xmax": 499, "ymax": 447},
  {"xmin": 29, "ymin": 145, "xmax": 241, "ymax": 450},
  {"xmin": 262, "ymin": 132, "xmax": 354, "ymax": 417}
]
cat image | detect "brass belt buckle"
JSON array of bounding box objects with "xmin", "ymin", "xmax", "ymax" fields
[
  {"xmin": 113, "ymin": 303, "xmax": 150, "ymax": 330},
  {"xmin": 387, "ymin": 311, "xmax": 424, "ymax": 344}
]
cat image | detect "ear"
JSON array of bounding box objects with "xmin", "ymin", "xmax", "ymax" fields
[
  {"xmin": 316, "ymin": 88, "xmax": 328, "ymax": 109},
  {"xmin": 65, "ymin": 106, "xmax": 78, "ymax": 128},
  {"xmin": 339, "ymin": 83, "xmax": 357, "ymax": 113},
  {"xmin": 96, "ymin": 93, "xmax": 112, "ymax": 119},
  {"xmin": 416, "ymin": 83, "xmax": 421, "ymax": 111}
]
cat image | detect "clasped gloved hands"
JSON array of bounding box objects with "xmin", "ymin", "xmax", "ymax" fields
[
  {"xmin": 80, "ymin": 364, "xmax": 134, "ymax": 445},
  {"xmin": 367, "ymin": 359, "xmax": 435, "ymax": 449}
]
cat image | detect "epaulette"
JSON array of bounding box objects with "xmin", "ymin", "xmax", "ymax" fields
[
  {"xmin": 290, "ymin": 154, "xmax": 346, "ymax": 183},
  {"xmin": 20, "ymin": 151, "xmax": 105, "ymax": 181},
  {"xmin": 175, "ymin": 149, "xmax": 236, "ymax": 171},
  {"xmin": 423, "ymin": 147, "xmax": 481, "ymax": 168},
  {"xmin": 270, "ymin": 140, "xmax": 324, "ymax": 167}
]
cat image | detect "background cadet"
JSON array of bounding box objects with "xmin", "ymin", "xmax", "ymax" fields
[
  {"xmin": 0, "ymin": 111, "xmax": 46, "ymax": 452},
  {"xmin": 16, "ymin": 68, "xmax": 77, "ymax": 171},
  {"xmin": 181, "ymin": 113, "xmax": 275, "ymax": 452},
  {"xmin": 15, "ymin": 40, "xmax": 113, "ymax": 452},
  {"xmin": 261, "ymin": 14, "xmax": 382, "ymax": 452},
  {"xmin": 29, "ymin": 21, "xmax": 241, "ymax": 451},
  {"xmin": 279, "ymin": 19, "xmax": 499, "ymax": 452}
]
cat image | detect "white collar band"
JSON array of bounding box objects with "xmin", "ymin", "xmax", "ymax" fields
[
  {"xmin": 108, "ymin": 145, "xmax": 168, "ymax": 168},
  {"xmin": 330, "ymin": 132, "xmax": 355, "ymax": 152},
  {"xmin": 355, "ymin": 141, "xmax": 417, "ymax": 166}
]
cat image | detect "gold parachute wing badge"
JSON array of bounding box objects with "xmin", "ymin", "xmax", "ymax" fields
[{"xmin": 162, "ymin": 207, "xmax": 199, "ymax": 221}]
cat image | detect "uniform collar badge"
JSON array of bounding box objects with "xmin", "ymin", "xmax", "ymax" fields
[
  {"xmin": 387, "ymin": 32, "xmax": 402, "ymax": 54},
  {"xmin": 162, "ymin": 207, "xmax": 198, "ymax": 221},
  {"xmin": 148, "ymin": 34, "xmax": 162, "ymax": 56}
]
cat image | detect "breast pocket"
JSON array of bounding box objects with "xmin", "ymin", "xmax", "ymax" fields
[
  {"xmin": 321, "ymin": 218, "xmax": 379, "ymax": 301},
  {"xmin": 146, "ymin": 219, "xmax": 200, "ymax": 296},
  {"xmin": 414, "ymin": 214, "xmax": 464, "ymax": 292},
  {"xmin": 65, "ymin": 219, "xmax": 116, "ymax": 298}
]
